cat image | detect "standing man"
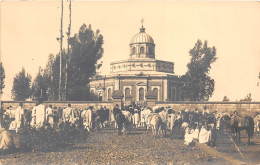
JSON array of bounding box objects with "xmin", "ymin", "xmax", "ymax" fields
[
  {"xmin": 30, "ymin": 102, "xmax": 38, "ymax": 129},
  {"xmin": 15, "ymin": 103, "xmax": 24, "ymax": 133},
  {"xmin": 46, "ymin": 105, "xmax": 54, "ymax": 128},
  {"xmin": 35, "ymin": 100, "xmax": 46, "ymax": 129},
  {"xmin": 113, "ymin": 104, "xmax": 121, "ymax": 128},
  {"xmin": 63, "ymin": 103, "xmax": 72, "ymax": 126}
]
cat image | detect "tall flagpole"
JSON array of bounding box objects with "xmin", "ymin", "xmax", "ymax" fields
[{"xmin": 58, "ymin": 0, "xmax": 64, "ymax": 101}]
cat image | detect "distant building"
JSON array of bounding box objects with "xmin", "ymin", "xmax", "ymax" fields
[{"xmin": 89, "ymin": 25, "xmax": 186, "ymax": 104}]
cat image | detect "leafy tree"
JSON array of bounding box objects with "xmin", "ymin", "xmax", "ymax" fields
[
  {"xmin": 43, "ymin": 54, "xmax": 56, "ymax": 100},
  {"xmin": 66, "ymin": 24, "xmax": 104, "ymax": 100},
  {"xmin": 34, "ymin": 24, "xmax": 104, "ymax": 101},
  {"xmin": 33, "ymin": 54, "xmax": 63, "ymax": 101},
  {"xmin": 12, "ymin": 68, "xmax": 32, "ymax": 101},
  {"xmin": 184, "ymin": 40, "xmax": 217, "ymax": 101},
  {"xmin": 240, "ymin": 93, "xmax": 252, "ymax": 102},
  {"xmin": 0, "ymin": 62, "xmax": 5, "ymax": 95},
  {"xmin": 223, "ymin": 96, "xmax": 230, "ymax": 102},
  {"xmin": 31, "ymin": 67, "xmax": 50, "ymax": 101}
]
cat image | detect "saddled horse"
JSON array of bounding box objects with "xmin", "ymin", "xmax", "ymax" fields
[{"xmin": 230, "ymin": 115, "xmax": 254, "ymax": 144}]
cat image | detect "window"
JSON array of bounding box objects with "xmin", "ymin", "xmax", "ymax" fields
[
  {"xmin": 153, "ymin": 88, "xmax": 158, "ymax": 101},
  {"xmin": 149, "ymin": 47, "xmax": 153, "ymax": 54},
  {"xmin": 139, "ymin": 88, "xmax": 144, "ymax": 101},
  {"xmin": 140, "ymin": 46, "xmax": 144, "ymax": 54},
  {"xmin": 125, "ymin": 88, "xmax": 130, "ymax": 97},
  {"xmin": 98, "ymin": 93, "xmax": 102, "ymax": 101},
  {"xmin": 132, "ymin": 47, "xmax": 136, "ymax": 54}
]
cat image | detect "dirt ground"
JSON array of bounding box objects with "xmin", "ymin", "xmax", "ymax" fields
[
  {"xmin": 0, "ymin": 127, "xmax": 259, "ymax": 165},
  {"xmin": 215, "ymin": 130, "xmax": 260, "ymax": 164}
]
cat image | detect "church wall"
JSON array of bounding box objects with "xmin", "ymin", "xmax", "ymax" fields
[
  {"xmin": 3, "ymin": 101, "xmax": 259, "ymax": 117},
  {"xmin": 89, "ymin": 78, "xmax": 115, "ymax": 101},
  {"xmin": 89, "ymin": 77, "xmax": 187, "ymax": 102}
]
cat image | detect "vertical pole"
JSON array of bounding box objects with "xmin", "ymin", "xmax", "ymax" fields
[
  {"xmin": 65, "ymin": 0, "xmax": 72, "ymax": 100},
  {"xmin": 58, "ymin": 0, "xmax": 64, "ymax": 101},
  {"xmin": 0, "ymin": 93, "xmax": 2, "ymax": 128}
]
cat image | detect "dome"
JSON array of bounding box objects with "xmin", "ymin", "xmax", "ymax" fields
[{"xmin": 130, "ymin": 27, "xmax": 154, "ymax": 44}]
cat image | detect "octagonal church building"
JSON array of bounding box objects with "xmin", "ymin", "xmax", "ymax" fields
[{"xmin": 89, "ymin": 25, "xmax": 187, "ymax": 104}]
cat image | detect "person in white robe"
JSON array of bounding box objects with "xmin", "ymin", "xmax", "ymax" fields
[
  {"xmin": 30, "ymin": 104, "xmax": 37, "ymax": 129},
  {"xmin": 254, "ymin": 113, "xmax": 260, "ymax": 132},
  {"xmin": 168, "ymin": 113, "xmax": 176, "ymax": 131},
  {"xmin": 35, "ymin": 101, "xmax": 46, "ymax": 129},
  {"xmin": 0, "ymin": 127, "xmax": 15, "ymax": 151},
  {"xmin": 46, "ymin": 105, "xmax": 54, "ymax": 128},
  {"xmin": 184, "ymin": 126, "xmax": 199, "ymax": 145},
  {"xmin": 199, "ymin": 125, "xmax": 212, "ymax": 144},
  {"xmin": 81, "ymin": 106, "xmax": 94, "ymax": 131},
  {"xmin": 14, "ymin": 103, "xmax": 24, "ymax": 133},
  {"xmin": 133, "ymin": 112, "xmax": 140, "ymax": 128},
  {"xmin": 63, "ymin": 104, "xmax": 72, "ymax": 123}
]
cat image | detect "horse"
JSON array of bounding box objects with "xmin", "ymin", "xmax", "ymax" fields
[{"xmin": 230, "ymin": 115, "xmax": 254, "ymax": 144}]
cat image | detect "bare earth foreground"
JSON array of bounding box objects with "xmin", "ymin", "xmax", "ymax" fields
[{"xmin": 0, "ymin": 128, "xmax": 259, "ymax": 165}]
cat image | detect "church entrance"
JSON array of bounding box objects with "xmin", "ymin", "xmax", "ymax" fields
[
  {"xmin": 153, "ymin": 88, "xmax": 158, "ymax": 101},
  {"xmin": 98, "ymin": 93, "xmax": 102, "ymax": 101},
  {"xmin": 139, "ymin": 88, "xmax": 144, "ymax": 101}
]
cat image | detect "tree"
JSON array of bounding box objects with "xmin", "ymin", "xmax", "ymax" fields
[
  {"xmin": 32, "ymin": 54, "xmax": 61, "ymax": 101},
  {"xmin": 31, "ymin": 67, "xmax": 49, "ymax": 101},
  {"xmin": 0, "ymin": 62, "xmax": 5, "ymax": 95},
  {"xmin": 240, "ymin": 93, "xmax": 252, "ymax": 102},
  {"xmin": 33, "ymin": 24, "xmax": 104, "ymax": 101},
  {"xmin": 184, "ymin": 40, "xmax": 217, "ymax": 101},
  {"xmin": 12, "ymin": 68, "xmax": 32, "ymax": 101},
  {"xmin": 223, "ymin": 96, "xmax": 230, "ymax": 102},
  {"xmin": 66, "ymin": 24, "xmax": 104, "ymax": 100}
]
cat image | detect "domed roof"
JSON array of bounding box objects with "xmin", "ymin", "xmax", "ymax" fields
[{"xmin": 130, "ymin": 27, "xmax": 154, "ymax": 44}]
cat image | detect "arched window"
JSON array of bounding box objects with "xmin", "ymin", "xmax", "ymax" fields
[
  {"xmin": 149, "ymin": 47, "xmax": 153, "ymax": 54},
  {"xmin": 132, "ymin": 47, "xmax": 136, "ymax": 54},
  {"xmin": 125, "ymin": 88, "xmax": 130, "ymax": 97},
  {"xmin": 139, "ymin": 88, "xmax": 144, "ymax": 101},
  {"xmin": 140, "ymin": 46, "xmax": 144, "ymax": 54},
  {"xmin": 153, "ymin": 88, "xmax": 158, "ymax": 101},
  {"xmin": 98, "ymin": 93, "xmax": 102, "ymax": 101},
  {"xmin": 107, "ymin": 88, "xmax": 112, "ymax": 100}
]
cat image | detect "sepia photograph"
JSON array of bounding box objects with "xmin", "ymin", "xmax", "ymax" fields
[{"xmin": 0, "ymin": 0, "xmax": 260, "ymax": 164}]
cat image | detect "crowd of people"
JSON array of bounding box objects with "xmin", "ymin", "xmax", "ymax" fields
[
  {"xmin": 3, "ymin": 101, "xmax": 110, "ymax": 134},
  {"xmin": 0, "ymin": 101, "xmax": 259, "ymax": 152}
]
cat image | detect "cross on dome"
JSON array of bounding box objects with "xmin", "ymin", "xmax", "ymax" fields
[
  {"xmin": 141, "ymin": 18, "xmax": 144, "ymax": 28},
  {"xmin": 140, "ymin": 18, "xmax": 145, "ymax": 33}
]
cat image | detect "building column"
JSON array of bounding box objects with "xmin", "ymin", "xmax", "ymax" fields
[
  {"xmin": 114, "ymin": 77, "xmax": 119, "ymax": 90},
  {"xmin": 163, "ymin": 79, "xmax": 168, "ymax": 101}
]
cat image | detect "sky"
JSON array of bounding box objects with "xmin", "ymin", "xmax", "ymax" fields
[{"xmin": 0, "ymin": 1, "xmax": 260, "ymax": 101}]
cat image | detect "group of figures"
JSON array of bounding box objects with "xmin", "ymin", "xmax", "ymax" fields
[
  {"xmin": 112, "ymin": 104, "xmax": 260, "ymax": 146},
  {"xmin": 1, "ymin": 102, "xmax": 260, "ymax": 152},
  {"xmin": 4, "ymin": 102, "xmax": 110, "ymax": 136}
]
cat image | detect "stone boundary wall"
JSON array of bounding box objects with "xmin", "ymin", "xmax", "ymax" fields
[
  {"xmin": 156, "ymin": 101, "xmax": 260, "ymax": 116},
  {"xmin": 2, "ymin": 101, "xmax": 260, "ymax": 116},
  {"xmin": 1, "ymin": 101, "xmax": 114, "ymax": 111}
]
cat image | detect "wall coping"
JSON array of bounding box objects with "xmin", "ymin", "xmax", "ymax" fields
[
  {"xmin": 1, "ymin": 101, "xmax": 113, "ymax": 104},
  {"xmin": 156, "ymin": 101, "xmax": 260, "ymax": 105},
  {"xmin": 2, "ymin": 101, "xmax": 260, "ymax": 105}
]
